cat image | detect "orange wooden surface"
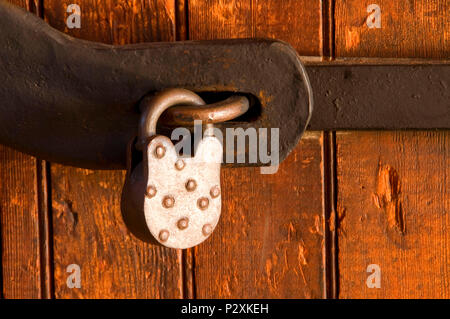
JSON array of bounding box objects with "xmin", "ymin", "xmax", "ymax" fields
[
  {"xmin": 43, "ymin": 0, "xmax": 182, "ymax": 299},
  {"xmin": 335, "ymin": 0, "xmax": 448, "ymax": 58},
  {"xmin": 188, "ymin": 0, "xmax": 327, "ymax": 298},
  {"xmin": 0, "ymin": 146, "xmax": 41, "ymax": 298},
  {"xmin": 335, "ymin": 0, "xmax": 450, "ymax": 298},
  {"xmin": 1, "ymin": 0, "xmax": 448, "ymax": 299},
  {"xmin": 188, "ymin": 0, "xmax": 322, "ymax": 56},
  {"xmin": 337, "ymin": 132, "xmax": 450, "ymax": 298}
]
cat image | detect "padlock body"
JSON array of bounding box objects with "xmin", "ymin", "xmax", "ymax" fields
[{"xmin": 121, "ymin": 135, "xmax": 223, "ymax": 249}]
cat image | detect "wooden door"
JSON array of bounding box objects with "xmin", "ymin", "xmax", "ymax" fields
[{"xmin": 0, "ymin": 0, "xmax": 448, "ymax": 299}]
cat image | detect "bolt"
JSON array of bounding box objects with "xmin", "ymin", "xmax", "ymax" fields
[
  {"xmin": 159, "ymin": 230, "xmax": 169, "ymax": 242},
  {"xmin": 155, "ymin": 145, "xmax": 166, "ymax": 158},
  {"xmin": 175, "ymin": 159, "xmax": 185, "ymax": 170},
  {"xmin": 146, "ymin": 185, "xmax": 157, "ymax": 198},
  {"xmin": 186, "ymin": 179, "xmax": 197, "ymax": 192},
  {"xmin": 202, "ymin": 224, "xmax": 213, "ymax": 236},
  {"xmin": 210, "ymin": 185, "xmax": 221, "ymax": 198},
  {"xmin": 177, "ymin": 217, "xmax": 189, "ymax": 230},
  {"xmin": 197, "ymin": 197, "xmax": 209, "ymax": 210},
  {"xmin": 162, "ymin": 195, "xmax": 175, "ymax": 208}
]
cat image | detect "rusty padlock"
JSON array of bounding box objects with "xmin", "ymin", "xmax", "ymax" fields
[{"xmin": 121, "ymin": 89, "xmax": 225, "ymax": 249}]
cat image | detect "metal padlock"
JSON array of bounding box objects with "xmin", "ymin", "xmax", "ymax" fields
[{"xmin": 121, "ymin": 89, "xmax": 223, "ymax": 249}]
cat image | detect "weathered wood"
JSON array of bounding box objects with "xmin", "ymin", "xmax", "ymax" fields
[
  {"xmin": 188, "ymin": 0, "xmax": 321, "ymax": 56},
  {"xmin": 337, "ymin": 132, "xmax": 450, "ymax": 298},
  {"xmin": 189, "ymin": 0, "xmax": 325, "ymax": 299},
  {"xmin": 335, "ymin": 0, "xmax": 450, "ymax": 298},
  {"xmin": 0, "ymin": 0, "xmax": 44, "ymax": 300},
  {"xmin": 44, "ymin": 0, "xmax": 175, "ymax": 44},
  {"xmin": 335, "ymin": 0, "xmax": 448, "ymax": 58},
  {"xmin": 44, "ymin": 0, "xmax": 182, "ymax": 298},
  {"xmin": 0, "ymin": 145, "xmax": 41, "ymax": 298},
  {"xmin": 194, "ymin": 133, "xmax": 326, "ymax": 298}
]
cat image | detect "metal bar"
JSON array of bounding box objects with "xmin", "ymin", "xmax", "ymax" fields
[
  {"xmin": 0, "ymin": 1, "xmax": 311, "ymax": 169},
  {"xmin": 305, "ymin": 59, "xmax": 450, "ymax": 130},
  {"xmin": 0, "ymin": 2, "xmax": 448, "ymax": 170}
]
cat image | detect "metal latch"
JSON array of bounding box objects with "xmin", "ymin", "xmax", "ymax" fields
[
  {"xmin": 1, "ymin": 2, "xmax": 448, "ymax": 171},
  {"xmin": 0, "ymin": 2, "xmax": 449, "ymax": 249}
]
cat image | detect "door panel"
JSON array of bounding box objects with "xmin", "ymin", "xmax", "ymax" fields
[
  {"xmin": 335, "ymin": 0, "xmax": 450, "ymax": 298},
  {"xmin": 0, "ymin": 0, "xmax": 448, "ymax": 299},
  {"xmin": 188, "ymin": 0, "xmax": 326, "ymax": 298}
]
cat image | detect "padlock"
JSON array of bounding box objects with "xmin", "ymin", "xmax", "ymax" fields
[{"xmin": 121, "ymin": 89, "xmax": 223, "ymax": 249}]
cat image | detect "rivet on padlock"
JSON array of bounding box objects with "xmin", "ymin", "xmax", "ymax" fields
[{"xmin": 121, "ymin": 89, "xmax": 248, "ymax": 249}]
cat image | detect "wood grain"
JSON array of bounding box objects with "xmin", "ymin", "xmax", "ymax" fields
[
  {"xmin": 0, "ymin": 0, "xmax": 43, "ymax": 300},
  {"xmin": 189, "ymin": 0, "xmax": 325, "ymax": 299},
  {"xmin": 0, "ymin": 146, "xmax": 41, "ymax": 298},
  {"xmin": 335, "ymin": 0, "xmax": 448, "ymax": 58},
  {"xmin": 44, "ymin": 0, "xmax": 175, "ymax": 44},
  {"xmin": 44, "ymin": 0, "xmax": 182, "ymax": 298},
  {"xmin": 335, "ymin": 0, "xmax": 450, "ymax": 298},
  {"xmin": 188, "ymin": 0, "xmax": 322, "ymax": 55},
  {"xmin": 337, "ymin": 132, "xmax": 450, "ymax": 298},
  {"xmin": 194, "ymin": 133, "xmax": 326, "ymax": 298}
]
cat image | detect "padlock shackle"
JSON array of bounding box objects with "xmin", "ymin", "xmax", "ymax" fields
[{"xmin": 137, "ymin": 89, "xmax": 206, "ymax": 149}]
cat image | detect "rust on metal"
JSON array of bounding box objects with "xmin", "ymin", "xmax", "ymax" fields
[
  {"xmin": 0, "ymin": 2, "xmax": 448, "ymax": 171},
  {"xmin": 122, "ymin": 89, "xmax": 223, "ymax": 249},
  {"xmin": 160, "ymin": 95, "xmax": 250, "ymax": 126},
  {"xmin": 0, "ymin": 2, "xmax": 312, "ymax": 169}
]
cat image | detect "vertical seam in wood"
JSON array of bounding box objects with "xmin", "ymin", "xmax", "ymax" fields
[
  {"xmin": 251, "ymin": 0, "xmax": 256, "ymax": 38},
  {"xmin": 36, "ymin": 160, "xmax": 54, "ymax": 299},
  {"xmin": 182, "ymin": 249, "xmax": 195, "ymax": 299},
  {"xmin": 34, "ymin": 0, "xmax": 53, "ymax": 299},
  {"xmin": 176, "ymin": 0, "xmax": 195, "ymax": 299},
  {"xmin": 322, "ymin": 0, "xmax": 338, "ymax": 299},
  {"xmin": 27, "ymin": 0, "xmax": 44, "ymax": 17},
  {"xmin": 175, "ymin": 0, "xmax": 189, "ymax": 41},
  {"xmin": 177, "ymin": 249, "xmax": 184, "ymax": 298},
  {"xmin": 322, "ymin": 0, "xmax": 335, "ymax": 60},
  {"xmin": 322, "ymin": 132, "xmax": 339, "ymax": 299}
]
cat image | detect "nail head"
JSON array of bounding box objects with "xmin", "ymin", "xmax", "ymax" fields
[
  {"xmin": 155, "ymin": 145, "xmax": 166, "ymax": 158},
  {"xmin": 202, "ymin": 224, "xmax": 213, "ymax": 236},
  {"xmin": 186, "ymin": 179, "xmax": 197, "ymax": 192},
  {"xmin": 159, "ymin": 230, "xmax": 169, "ymax": 242},
  {"xmin": 146, "ymin": 185, "xmax": 157, "ymax": 198},
  {"xmin": 162, "ymin": 195, "xmax": 175, "ymax": 208},
  {"xmin": 177, "ymin": 218, "xmax": 189, "ymax": 230},
  {"xmin": 210, "ymin": 185, "xmax": 221, "ymax": 198},
  {"xmin": 175, "ymin": 159, "xmax": 185, "ymax": 170},
  {"xmin": 197, "ymin": 197, "xmax": 209, "ymax": 210}
]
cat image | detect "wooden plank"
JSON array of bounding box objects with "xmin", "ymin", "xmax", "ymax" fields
[
  {"xmin": 188, "ymin": 0, "xmax": 322, "ymax": 55},
  {"xmin": 194, "ymin": 133, "xmax": 326, "ymax": 298},
  {"xmin": 335, "ymin": 0, "xmax": 448, "ymax": 58},
  {"xmin": 44, "ymin": 0, "xmax": 182, "ymax": 298},
  {"xmin": 0, "ymin": 146, "xmax": 41, "ymax": 299},
  {"xmin": 0, "ymin": 0, "xmax": 42, "ymax": 300},
  {"xmin": 335, "ymin": 0, "xmax": 450, "ymax": 298},
  {"xmin": 336, "ymin": 132, "xmax": 450, "ymax": 298},
  {"xmin": 44, "ymin": 0, "xmax": 175, "ymax": 44},
  {"xmin": 189, "ymin": 0, "xmax": 325, "ymax": 298}
]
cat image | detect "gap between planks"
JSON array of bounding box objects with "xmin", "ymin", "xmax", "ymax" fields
[
  {"xmin": 321, "ymin": 0, "xmax": 339, "ymax": 299},
  {"xmin": 35, "ymin": 160, "xmax": 54, "ymax": 299},
  {"xmin": 175, "ymin": 0, "xmax": 195, "ymax": 299},
  {"xmin": 33, "ymin": 0, "xmax": 54, "ymax": 299}
]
